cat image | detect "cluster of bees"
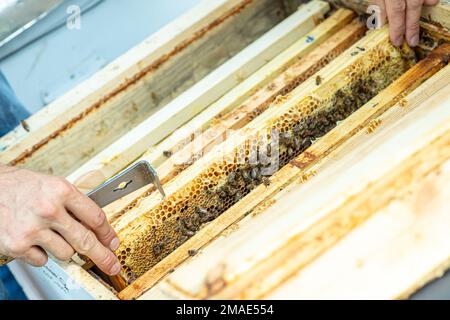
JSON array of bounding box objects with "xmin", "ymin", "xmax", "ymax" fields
[{"xmin": 150, "ymin": 71, "xmax": 384, "ymax": 264}]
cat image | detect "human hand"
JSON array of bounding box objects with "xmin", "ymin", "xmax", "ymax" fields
[
  {"xmin": 372, "ymin": 0, "xmax": 440, "ymax": 47},
  {"xmin": 0, "ymin": 166, "xmax": 121, "ymax": 275}
]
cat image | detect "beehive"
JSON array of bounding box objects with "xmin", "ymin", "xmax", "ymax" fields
[
  {"xmin": 114, "ymin": 29, "xmax": 416, "ymax": 284},
  {"xmin": 106, "ymin": 11, "xmax": 366, "ymax": 224},
  {"xmin": 0, "ymin": 0, "xmax": 449, "ymax": 300}
]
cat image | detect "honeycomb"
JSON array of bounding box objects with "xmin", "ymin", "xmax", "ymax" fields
[
  {"xmin": 115, "ymin": 38, "xmax": 416, "ymax": 285},
  {"xmin": 109, "ymin": 20, "xmax": 366, "ymax": 226}
]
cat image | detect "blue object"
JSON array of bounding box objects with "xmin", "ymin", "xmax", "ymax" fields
[
  {"xmin": 0, "ymin": 70, "xmax": 29, "ymax": 300},
  {"xmin": 0, "ymin": 272, "xmax": 7, "ymax": 300},
  {"xmin": 0, "ymin": 70, "xmax": 29, "ymax": 137},
  {"xmin": 0, "ymin": 267, "xmax": 27, "ymax": 300},
  {"xmin": 305, "ymin": 35, "xmax": 314, "ymax": 43}
]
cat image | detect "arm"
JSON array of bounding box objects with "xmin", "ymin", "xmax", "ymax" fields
[{"xmin": 0, "ymin": 165, "xmax": 121, "ymax": 275}]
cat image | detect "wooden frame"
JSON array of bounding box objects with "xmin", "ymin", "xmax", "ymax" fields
[
  {"xmin": 104, "ymin": 9, "xmax": 365, "ymax": 222},
  {"xmin": 1, "ymin": 0, "xmax": 449, "ymax": 300},
  {"xmin": 115, "ymin": 26, "xmax": 426, "ymax": 298},
  {"xmin": 139, "ymin": 62, "xmax": 450, "ymax": 300},
  {"xmin": 112, "ymin": 26, "xmax": 398, "ymax": 233}
]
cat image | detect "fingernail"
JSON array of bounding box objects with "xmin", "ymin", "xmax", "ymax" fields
[
  {"xmin": 393, "ymin": 37, "xmax": 403, "ymax": 47},
  {"xmin": 409, "ymin": 34, "xmax": 419, "ymax": 47},
  {"xmin": 111, "ymin": 262, "xmax": 121, "ymax": 275},
  {"xmin": 110, "ymin": 237, "xmax": 120, "ymax": 251}
]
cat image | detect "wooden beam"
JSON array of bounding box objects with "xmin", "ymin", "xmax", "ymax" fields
[
  {"xmin": 116, "ymin": 27, "xmax": 420, "ymax": 299},
  {"xmin": 140, "ymin": 62, "xmax": 450, "ymax": 300},
  {"xmin": 0, "ymin": 0, "xmax": 291, "ymax": 176},
  {"xmin": 67, "ymin": 0, "xmax": 330, "ymax": 190},
  {"xmin": 104, "ymin": 11, "xmax": 364, "ymax": 223},
  {"xmin": 268, "ymin": 161, "xmax": 450, "ymax": 299},
  {"xmin": 421, "ymin": 0, "xmax": 450, "ymax": 29},
  {"xmin": 267, "ymin": 89, "xmax": 450, "ymax": 300}
]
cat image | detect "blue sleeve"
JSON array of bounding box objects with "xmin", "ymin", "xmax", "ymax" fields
[{"xmin": 0, "ymin": 71, "xmax": 30, "ymax": 137}]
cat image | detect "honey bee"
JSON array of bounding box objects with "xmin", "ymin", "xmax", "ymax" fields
[
  {"xmin": 188, "ymin": 249, "xmax": 198, "ymax": 256},
  {"xmin": 242, "ymin": 169, "xmax": 252, "ymax": 183},
  {"xmin": 234, "ymin": 191, "xmax": 243, "ymax": 202},
  {"xmin": 251, "ymin": 167, "xmax": 262, "ymax": 182},
  {"xmin": 163, "ymin": 150, "xmax": 173, "ymax": 158},
  {"xmin": 180, "ymin": 228, "xmax": 195, "ymax": 237},
  {"xmin": 301, "ymin": 138, "xmax": 312, "ymax": 149},
  {"xmin": 195, "ymin": 206, "xmax": 208, "ymax": 218},
  {"xmin": 153, "ymin": 243, "xmax": 164, "ymax": 256},
  {"xmin": 266, "ymin": 144, "xmax": 272, "ymax": 157},
  {"xmin": 178, "ymin": 219, "xmax": 196, "ymax": 236},
  {"xmin": 366, "ymin": 118, "xmax": 382, "ymax": 134},
  {"xmin": 217, "ymin": 188, "xmax": 228, "ymax": 199},
  {"xmin": 293, "ymin": 136, "xmax": 301, "ymax": 150},
  {"xmin": 315, "ymin": 75, "xmax": 323, "ymax": 86},
  {"xmin": 287, "ymin": 147, "xmax": 294, "ymax": 157},
  {"xmin": 228, "ymin": 172, "xmax": 237, "ymax": 185},
  {"xmin": 20, "ymin": 120, "xmax": 30, "ymax": 132}
]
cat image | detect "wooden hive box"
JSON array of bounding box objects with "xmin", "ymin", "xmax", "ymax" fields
[{"xmin": 0, "ymin": 0, "xmax": 449, "ymax": 300}]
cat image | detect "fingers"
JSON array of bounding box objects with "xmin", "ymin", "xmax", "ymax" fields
[
  {"xmin": 21, "ymin": 247, "xmax": 48, "ymax": 267},
  {"xmin": 62, "ymin": 181, "xmax": 119, "ymax": 251},
  {"xmin": 424, "ymin": 0, "xmax": 439, "ymax": 5},
  {"xmin": 386, "ymin": 0, "xmax": 407, "ymax": 46},
  {"xmin": 405, "ymin": 0, "xmax": 423, "ymax": 46},
  {"xmin": 36, "ymin": 230, "xmax": 74, "ymax": 261},
  {"xmin": 52, "ymin": 213, "xmax": 121, "ymax": 276}
]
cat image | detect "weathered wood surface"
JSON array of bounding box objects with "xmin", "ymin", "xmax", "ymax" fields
[
  {"xmin": 267, "ymin": 76, "xmax": 450, "ymax": 300},
  {"xmin": 268, "ymin": 162, "xmax": 450, "ymax": 300}
]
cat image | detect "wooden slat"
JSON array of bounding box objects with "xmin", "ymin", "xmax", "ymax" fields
[
  {"xmin": 116, "ymin": 26, "xmax": 419, "ymax": 299},
  {"xmin": 104, "ymin": 10, "xmax": 364, "ymax": 223},
  {"xmin": 140, "ymin": 62, "xmax": 450, "ymax": 300},
  {"xmin": 267, "ymin": 85, "xmax": 450, "ymax": 300},
  {"xmin": 0, "ymin": 0, "xmax": 289, "ymax": 176},
  {"xmin": 112, "ymin": 26, "xmax": 394, "ymax": 234},
  {"xmin": 67, "ymin": 0, "xmax": 330, "ymax": 190},
  {"xmin": 268, "ymin": 161, "xmax": 450, "ymax": 300}
]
